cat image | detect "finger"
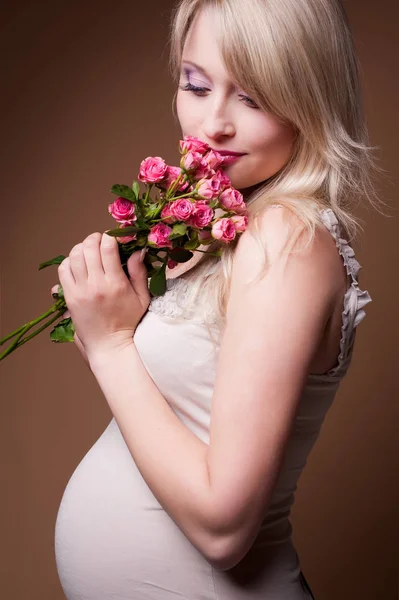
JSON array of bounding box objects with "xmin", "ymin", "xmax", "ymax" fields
[
  {"xmin": 58, "ymin": 257, "xmax": 75, "ymax": 299},
  {"xmin": 51, "ymin": 284, "xmax": 60, "ymax": 297},
  {"xmin": 82, "ymin": 233, "xmax": 105, "ymax": 280},
  {"xmin": 100, "ymin": 234, "xmax": 124, "ymax": 279},
  {"xmin": 127, "ymin": 250, "xmax": 150, "ymax": 306},
  {"xmin": 69, "ymin": 243, "xmax": 88, "ymax": 284}
]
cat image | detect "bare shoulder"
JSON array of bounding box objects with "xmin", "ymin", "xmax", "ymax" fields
[{"xmin": 228, "ymin": 205, "xmax": 346, "ymax": 308}]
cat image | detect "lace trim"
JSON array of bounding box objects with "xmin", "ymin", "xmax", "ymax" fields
[{"xmin": 148, "ymin": 277, "xmax": 218, "ymax": 325}]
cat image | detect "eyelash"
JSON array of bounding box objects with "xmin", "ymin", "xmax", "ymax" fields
[{"xmin": 179, "ymin": 82, "xmax": 259, "ymax": 109}]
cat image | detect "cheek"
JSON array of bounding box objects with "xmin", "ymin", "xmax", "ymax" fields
[
  {"xmin": 249, "ymin": 115, "xmax": 295, "ymax": 157},
  {"xmin": 176, "ymin": 91, "xmax": 197, "ymax": 133}
]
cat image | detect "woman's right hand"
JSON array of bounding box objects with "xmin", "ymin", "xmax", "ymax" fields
[{"xmin": 51, "ymin": 284, "xmax": 91, "ymax": 369}]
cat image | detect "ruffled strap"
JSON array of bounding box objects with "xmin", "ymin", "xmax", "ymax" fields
[{"xmin": 318, "ymin": 208, "xmax": 372, "ymax": 377}]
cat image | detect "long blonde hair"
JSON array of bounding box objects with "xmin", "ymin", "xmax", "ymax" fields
[{"xmin": 168, "ymin": 0, "xmax": 384, "ymax": 334}]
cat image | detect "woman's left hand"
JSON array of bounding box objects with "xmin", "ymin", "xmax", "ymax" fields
[{"xmin": 57, "ymin": 232, "xmax": 150, "ymax": 360}]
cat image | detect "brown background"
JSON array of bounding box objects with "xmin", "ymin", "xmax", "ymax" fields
[{"xmin": 0, "ymin": 1, "xmax": 397, "ymax": 598}]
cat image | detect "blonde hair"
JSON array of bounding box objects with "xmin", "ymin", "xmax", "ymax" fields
[{"xmin": 168, "ymin": 0, "xmax": 385, "ymax": 337}]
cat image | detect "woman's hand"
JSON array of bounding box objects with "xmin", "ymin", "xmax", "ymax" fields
[
  {"xmin": 56, "ymin": 232, "xmax": 150, "ymax": 363},
  {"xmin": 50, "ymin": 285, "xmax": 90, "ymax": 366}
]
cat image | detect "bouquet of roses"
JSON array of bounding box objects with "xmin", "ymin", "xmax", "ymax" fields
[{"xmin": 0, "ymin": 136, "xmax": 248, "ymax": 362}]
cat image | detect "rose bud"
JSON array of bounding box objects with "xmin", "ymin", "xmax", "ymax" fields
[
  {"xmin": 218, "ymin": 187, "xmax": 245, "ymax": 211},
  {"xmin": 148, "ymin": 223, "xmax": 174, "ymax": 249},
  {"xmin": 108, "ymin": 197, "xmax": 137, "ymax": 223},
  {"xmin": 186, "ymin": 202, "xmax": 214, "ymax": 228},
  {"xmin": 196, "ymin": 174, "xmax": 224, "ymax": 200},
  {"xmin": 179, "ymin": 135, "xmax": 210, "ymax": 155},
  {"xmin": 211, "ymin": 217, "xmax": 237, "ymax": 242},
  {"xmin": 180, "ymin": 150, "xmax": 204, "ymax": 172},
  {"xmin": 203, "ymin": 150, "xmax": 224, "ymax": 170},
  {"xmin": 160, "ymin": 203, "xmax": 177, "ymax": 225},
  {"xmin": 158, "ymin": 165, "xmax": 189, "ymax": 192},
  {"xmin": 231, "ymin": 214, "xmax": 249, "ymax": 232},
  {"xmin": 139, "ymin": 156, "xmax": 168, "ymax": 184},
  {"xmin": 170, "ymin": 198, "xmax": 195, "ymax": 221}
]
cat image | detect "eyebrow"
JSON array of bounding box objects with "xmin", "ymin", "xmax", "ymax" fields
[{"xmin": 181, "ymin": 60, "xmax": 211, "ymax": 79}]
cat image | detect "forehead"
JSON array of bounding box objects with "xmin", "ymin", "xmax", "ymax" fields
[{"xmin": 182, "ymin": 8, "xmax": 227, "ymax": 79}]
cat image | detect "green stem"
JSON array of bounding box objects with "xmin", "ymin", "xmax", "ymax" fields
[
  {"xmin": 0, "ymin": 299, "xmax": 66, "ymax": 360},
  {"xmin": 166, "ymin": 172, "xmax": 186, "ymax": 199},
  {"xmin": 144, "ymin": 183, "xmax": 153, "ymax": 203},
  {"xmin": 170, "ymin": 190, "xmax": 198, "ymax": 201},
  {"xmin": 0, "ymin": 322, "xmax": 30, "ymax": 345},
  {"xmin": 14, "ymin": 309, "xmax": 67, "ymax": 350}
]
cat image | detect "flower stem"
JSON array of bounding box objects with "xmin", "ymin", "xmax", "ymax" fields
[
  {"xmin": 0, "ymin": 299, "xmax": 66, "ymax": 361},
  {"xmin": 166, "ymin": 173, "xmax": 185, "ymax": 199},
  {"xmin": 0, "ymin": 323, "xmax": 30, "ymax": 345},
  {"xmin": 13, "ymin": 309, "xmax": 67, "ymax": 350}
]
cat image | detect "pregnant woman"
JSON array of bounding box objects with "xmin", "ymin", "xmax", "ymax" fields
[{"xmin": 54, "ymin": 0, "xmax": 377, "ymax": 598}]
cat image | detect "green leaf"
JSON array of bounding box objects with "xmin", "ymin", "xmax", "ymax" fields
[
  {"xmin": 169, "ymin": 247, "xmax": 193, "ymax": 263},
  {"xmin": 135, "ymin": 235, "xmax": 148, "ymax": 247},
  {"xmin": 183, "ymin": 230, "xmax": 199, "ymax": 250},
  {"xmin": 149, "ymin": 263, "xmax": 167, "ymax": 296},
  {"xmin": 110, "ymin": 184, "xmax": 137, "ymax": 202},
  {"xmin": 144, "ymin": 203, "xmax": 163, "ymax": 220},
  {"xmin": 184, "ymin": 238, "xmax": 199, "ymax": 250},
  {"xmin": 132, "ymin": 181, "xmax": 140, "ymax": 199},
  {"xmin": 38, "ymin": 255, "xmax": 66, "ymax": 271},
  {"xmin": 50, "ymin": 317, "xmax": 75, "ymax": 343},
  {"xmin": 172, "ymin": 223, "xmax": 188, "ymax": 236},
  {"xmin": 105, "ymin": 226, "xmax": 142, "ymax": 237}
]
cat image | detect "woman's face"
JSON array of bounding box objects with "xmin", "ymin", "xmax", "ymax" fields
[{"xmin": 176, "ymin": 8, "xmax": 297, "ymax": 193}]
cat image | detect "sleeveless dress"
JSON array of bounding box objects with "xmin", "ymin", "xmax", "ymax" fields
[{"xmin": 54, "ymin": 208, "xmax": 372, "ymax": 599}]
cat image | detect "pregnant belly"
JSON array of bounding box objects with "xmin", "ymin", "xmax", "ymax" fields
[{"xmin": 54, "ymin": 418, "xmax": 216, "ymax": 600}]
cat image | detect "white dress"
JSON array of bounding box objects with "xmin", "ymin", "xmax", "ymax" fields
[{"xmin": 54, "ymin": 208, "xmax": 372, "ymax": 599}]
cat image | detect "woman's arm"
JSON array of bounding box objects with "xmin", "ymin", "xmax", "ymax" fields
[{"xmin": 87, "ymin": 207, "xmax": 341, "ymax": 571}]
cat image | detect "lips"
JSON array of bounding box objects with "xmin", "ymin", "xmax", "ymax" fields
[
  {"xmin": 214, "ymin": 150, "xmax": 246, "ymax": 156},
  {"xmin": 213, "ymin": 150, "xmax": 246, "ymax": 165}
]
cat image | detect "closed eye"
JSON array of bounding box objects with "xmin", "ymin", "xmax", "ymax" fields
[
  {"xmin": 238, "ymin": 94, "xmax": 259, "ymax": 109},
  {"xmin": 179, "ymin": 82, "xmax": 209, "ymax": 95},
  {"xmin": 179, "ymin": 82, "xmax": 259, "ymax": 109}
]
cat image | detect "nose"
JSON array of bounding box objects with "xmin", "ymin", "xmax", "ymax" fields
[{"xmin": 201, "ymin": 101, "xmax": 236, "ymax": 141}]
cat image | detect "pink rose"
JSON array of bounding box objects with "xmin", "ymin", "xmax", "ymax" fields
[
  {"xmin": 148, "ymin": 223, "xmax": 173, "ymax": 249},
  {"xmin": 180, "ymin": 150, "xmax": 204, "ymax": 172},
  {"xmin": 158, "ymin": 166, "xmax": 188, "ymax": 192},
  {"xmin": 231, "ymin": 214, "xmax": 248, "ymax": 232},
  {"xmin": 192, "ymin": 158, "xmax": 213, "ymax": 181},
  {"xmin": 116, "ymin": 223, "xmax": 137, "ymax": 244},
  {"xmin": 187, "ymin": 202, "xmax": 214, "ymax": 228},
  {"xmin": 218, "ymin": 187, "xmax": 245, "ymax": 211},
  {"xmin": 108, "ymin": 197, "xmax": 137, "ymax": 224},
  {"xmin": 211, "ymin": 218, "xmax": 237, "ymax": 242},
  {"xmin": 160, "ymin": 203, "xmax": 177, "ymax": 225},
  {"xmin": 233, "ymin": 201, "xmax": 248, "ymax": 215},
  {"xmin": 213, "ymin": 169, "xmax": 231, "ymax": 190},
  {"xmin": 139, "ymin": 156, "xmax": 168, "ymax": 184},
  {"xmin": 203, "ymin": 150, "xmax": 224, "ymax": 170},
  {"xmin": 179, "ymin": 136, "xmax": 209, "ymax": 155},
  {"xmin": 196, "ymin": 174, "xmax": 223, "ymax": 200},
  {"xmin": 170, "ymin": 198, "xmax": 194, "ymax": 221}
]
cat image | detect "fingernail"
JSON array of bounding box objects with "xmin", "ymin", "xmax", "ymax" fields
[{"xmin": 140, "ymin": 248, "xmax": 146, "ymax": 262}]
